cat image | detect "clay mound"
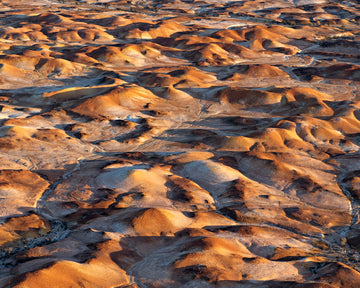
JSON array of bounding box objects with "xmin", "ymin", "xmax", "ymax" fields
[
  {"xmin": 85, "ymin": 43, "xmax": 167, "ymax": 66},
  {"xmin": 219, "ymin": 121, "xmax": 310, "ymax": 153},
  {"xmin": 120, "ymin": 43, "xmax": 162, "ymax": 64},
  {"xmin": 96, "ymin": 163, "xmax": 168, "ymax": 192},
  {"xmin": 0, "ymin": 1, "xmax": 359, "ymax": 286},
  {"xmin": 222, "ymin": 64, "xmax": 289, "ymax": 80},
  {"xmin": 295, "ymin": 117, "xmax": 358, "ymax": 153},
  {"xmin": 168, "ymin": 66, "xmax": 217, "ymax": 81},
  {"xmin": 35, "ymin": 58, "xmax": 85, "ymax": 76},
  {"xmin": 12, "ymin": 259, "xmax": 128, "ymax": 288},
  {"xmin": 0, "ymin": 213, "xmax": 51, "ymax": 247},
  {"xmin": 240, "ymin": 26, "xmax": 289, "ymax": 42},
  {"xmin": 239, "ymin": 152, "xmax": 350, "ymax": 209},
  {"xmin": 72, "ymin": 85, "xmax": 172, "ymax": 118},
  {"xmin": 0, "ymin": 169, "xmax": 48, "ymax": 217},
  {"xmin": 175, "ymin": 236, "xmax": 254, "ymax": 259},
  {"xmin": 86, "ymin": 46, "xmax": 123, "ymax": 63},
  {"xmin": 1, "ymin": 25, "xmax": 48, "ymax": 42},
  {"xmin": 140, "ymin": 66, "xmax": 216, "ymax": 88},
  {"xmin": 212, "ymin": 29, "xmax": 246, "ymax": 42},
  {"xmin": 77, "ymin": 28, "xmax": 115, "ymax": 42},
  {"xmin": 313, "ymin": 262, "xmax": 360, "ymax": 288},
  {"xmin": 247, "ymin": 39, "xmax": 267, "ymax": 51},
  {"xmin": 54, "ymin": 30, "xmax": 83, "ymax": 42},
  {"xmin": 21, "ymin": 44, "xmax": 53, "ymax": 58},
  {"xmin": 218, "ymin": 25, "xmax": 303, "ymax": 55},
  {"xmin": 262, "ymin": 39, "xmax": 301, "ymax": 55},
  {"xmin": 89, "ymin": 16, "xmax": 133, "ymax": 27},
  {"xmin": 342, "ymin": 171, "xmax": 360, "ymax": 200},
  {"xmin": 43, "ymin": 86, "xmax": 115, "ymax": 102},
  {"xmin": 126, "ymin": 20, "xmax": 190, "ymax": 40},
  {"xmin": 0, "ymin": 124, "xmax": 89, "ymax": 162},
  {"xmin": 295, "ymin": 63, "xmax": 360, "ymax": 81},
  {"xmin": 325, "ymin": 64, "xmax": 360, "ymax": 81},
  {"xmin": 26, "ymin": 30, "xmax": 49, "ymax": 42},
  {"xmin": 66, "ymin": 52, "xmax": 101, "ymax": 66},
  {"xmin": 131, "ymin": 208, "xmax": 191, "ymax": 236},
  {"xmin": 0, "ymin": 55, "xmax": 39, "ymax": 71},
  {"xmin": 30, "ymin": 13, "xmax": 72, "ymax": 25},
  {"xmin": 267, "ymin": 25, "xmax": 307, "ymax": 39},
  {"xmin": 65, "ymin": 118, "xmax": 135, "ymax": 143},
  {"xmin": 167, "ymin": 174, "xmax": 215, "ymax": 209},
  {"xmin": 185, "ymin": 43, "xmax": 258, "ymax": 66},
  {"xmin": 281, "ymin": 86, "xmax": 334, "ymax": 101},
  {"xmin": 32, "ymin": 128, "xmax": 76, "ymax": 143},
  {"xmin": 138, "ymin": 72, "xmax": 173, "ymax": 87},
  {"xmin": 154, "ymin": 86, "xmax": 198, "ymax": 106},
  {"xmin": 107, "ymin": 20, "xmax": 155, "ymax": 38},
  {"xmin": 330, "ymin": 109, "xmax": 360, "ymax": 135},
  {"xmin": 216, "ymin": 87, "xmax": 283, "ymax": 107},
  {"xmin": 284, "ymin": 205, "xmax": 351, "ymax": 229},
  {"xmin": 171, "ymin": 35, "xmax": 222, "ymax": 48},
  {"xmin": 208, "ymin": 225, "xmax": 321, "ymax": 261},
  {"xmin": 173, "ymin": 236, "xmax": 300, "ymax": 283},
  {"xmin": 0, "ymin": 63, "xmax": 27, "ymax": 81},
  {"xmin": 0, "ymin": 125, "xmax": 37, "ymax": 140},
  {"xmin": 268, "ymin": 87, "xmax": 335, "ymax": 116},
  {"xmin": 180, "ymin": 160, "xmax": 242, "ymax": 196}
]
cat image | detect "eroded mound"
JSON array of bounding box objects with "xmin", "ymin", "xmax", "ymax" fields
[{"xmin": 0, "ymin": 0, "xmax": 359, "ymax": 287}]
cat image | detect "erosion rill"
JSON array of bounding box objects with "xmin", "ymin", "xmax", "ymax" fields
[{"xmin": 0, "ymin": 0, "xmax": 359, "ymax": 287}]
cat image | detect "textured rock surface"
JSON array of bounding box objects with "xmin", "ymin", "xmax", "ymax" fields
[{"xmin": 0, "ymin": 0, "xmax": 359, "ymax": 287}]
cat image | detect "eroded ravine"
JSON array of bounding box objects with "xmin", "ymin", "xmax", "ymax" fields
[{"xmin": 0, "ymin": 0, "xmax": 359, "ymax": 287}]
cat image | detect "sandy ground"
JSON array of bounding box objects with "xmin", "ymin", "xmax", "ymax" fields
[{"xmin": 0, "ymin": 0, "xmax": 359, "ymax": 287}]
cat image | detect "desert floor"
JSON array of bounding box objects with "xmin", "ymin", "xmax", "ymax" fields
[{"xmin": 0, "ymin": 0, "xmax": 359, "ymax": 287}]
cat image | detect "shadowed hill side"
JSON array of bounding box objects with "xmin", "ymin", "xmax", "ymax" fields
[{"xmin": 0, "ymin": 0, "xmax": 359, "ymax": 287}]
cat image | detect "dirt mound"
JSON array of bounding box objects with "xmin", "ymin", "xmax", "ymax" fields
[
  {"xmin": 0, "ymin": 1, "xmax": 359, "ymax": 287},
  {"xmin": 222, "ymin": 64, "xmax": 289, "ymax": 80}
]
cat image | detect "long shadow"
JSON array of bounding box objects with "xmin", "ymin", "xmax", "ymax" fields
[
  {"xmin": 0, "ymin": 151, "xmax": 354, "ymax": 280},
  {"xmin": 0, "ymin": 71, "xmax": 119, "ymax": 109},
  {"xmin": 109, "ymin": 234, "xmax": 343, "ymax": 287}
]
